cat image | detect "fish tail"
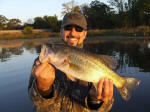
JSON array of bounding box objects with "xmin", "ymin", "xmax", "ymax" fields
[{"xmin": 118, "ymin": 76, "xmax": 140, "ymax": 101}]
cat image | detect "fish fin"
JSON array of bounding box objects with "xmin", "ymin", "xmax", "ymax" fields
[
  {"xmin": 93, "ymin": 83, "xmax": 98, "ymax": 92},
  {"xmin": 66, "ymin": 73, "xmax": 77, "ymax": 81},
  {"xmin": 63, "ymin": 58, "xmax": 78, "ymax": 81},
  {"xmin": 118, "ymin": 76, "xmax": 140, "ymax": 101},
  {"xmin": 93, "ymin": 54, "xmax": 117, "ymax": 69},
  {"xmin": 39, "ymin": 45, "xmax": 50, "ymax": 63}
]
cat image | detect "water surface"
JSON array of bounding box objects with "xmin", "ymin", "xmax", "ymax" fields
[{"xmin": 0, "ymin": 38, "xmax": 150, "ymax": 112}]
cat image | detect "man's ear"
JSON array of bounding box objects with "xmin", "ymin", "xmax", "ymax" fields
[{"xmin": 83, "ymin": 30, "xmax": 87, "ymax": 39}]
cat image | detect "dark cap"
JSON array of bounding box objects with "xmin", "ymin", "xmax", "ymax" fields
[{"xmin": 61, "ymin": 12, "xmax": 87, "ymax": 30}]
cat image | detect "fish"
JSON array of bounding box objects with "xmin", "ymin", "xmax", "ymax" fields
[{"xmin": 39, "ymin": 43, "xmax": 140, "ymax": 101}]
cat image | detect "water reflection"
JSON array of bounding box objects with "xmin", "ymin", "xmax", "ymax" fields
[
  {"xmin": 0, "ymin": 40, "xmax": 150, "ymax": 72},
  {"xmin": 84, "ymin": 40, "xmax": 150, "ymax": 72},
  {"xmin": 0, "ymin": 47, "xmax": 23, "ymax": 62}
]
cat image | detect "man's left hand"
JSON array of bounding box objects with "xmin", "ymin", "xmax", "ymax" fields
[{"xmin": 89, "ymin": 78, "xmax": 113, "ymax": 103}]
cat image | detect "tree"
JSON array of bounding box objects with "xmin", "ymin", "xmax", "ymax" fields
[
  {"xmin": 137, "ymin": 0, "xmax": 150, "ymax": 25},
  {"xmin": 61, "ymin": 0, "xmax": 80, "ymax": 16},
  {"xmin": 126, "ymin": 0, "xmax": 150, "ymax": 27},
  {"xmin": 0, "ymin": 15, "xmax": 8, "ymax": 30},
  {"xmin": 33, "ymin": 15, "xmax": 60, "ymax": 32},
  {"xmin": 7, "ymin": 19, "xmax": 22, "ymax": 29},
  {"xmin": 80, "ymin": 4, "xmax": 91, "ymax": 28},
  {"xmin": 81, "ymin": 0, "xmax": 113, "ymax": 29},
  {"xmin": 43, "ymin": 15, "xmax": 59, "ymax": 32},
  {"xmin": 108, "ymin": 0, "xmax": 126, "ymax": 13},
  {"xmin": 33, "ymin": 17, "xmax": 46, "ymax": 29}
]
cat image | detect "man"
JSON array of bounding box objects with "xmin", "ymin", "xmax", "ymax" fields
[{"xmin": 28, "ymin": 12, "xmax": 114, "ymax": 112}]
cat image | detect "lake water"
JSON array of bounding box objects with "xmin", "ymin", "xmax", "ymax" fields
[{"xmin": 0, "ymin": 38, "xmax": 150, "ymax": 112}]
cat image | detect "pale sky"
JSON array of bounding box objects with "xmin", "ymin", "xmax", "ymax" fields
[{"xmin": 0, "ymin": 0, "xmax": 108, "ymax": 23}]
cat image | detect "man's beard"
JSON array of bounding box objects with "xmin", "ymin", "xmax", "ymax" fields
[{"xmin": 63, "ymin": 36, "xmax": 83, "ymax": 48}]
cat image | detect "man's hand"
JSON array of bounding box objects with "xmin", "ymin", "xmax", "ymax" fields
[
  {"xmin": 34, "ymin": 61, "xmax": 55, "ymax": 92},
  {"xmin": 89, "ymin": 78, "xmax": 113, "ymax": 103}
]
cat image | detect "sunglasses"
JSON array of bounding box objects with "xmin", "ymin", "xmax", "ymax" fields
[{"xmin": 64, "ymin": 25, "xmax": 83, "ymax": 32}]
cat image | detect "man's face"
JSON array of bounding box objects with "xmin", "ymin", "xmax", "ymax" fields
[{"xmin": 60, "ymin": 25, "xmax": 87, "ymax": 47}]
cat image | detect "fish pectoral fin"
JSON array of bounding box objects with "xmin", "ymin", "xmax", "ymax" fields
[
  {"xmin": 118, "ymin": 76, "xmax": 140, "ymax": 101},
  {"xmin": 68, "ymin": 61, "xmax": 80, "ymax": 71},
  {"xmin": 93, "ymin": 83, "xmax": 98, "ymax": 92},
  {"xmin": 66, "ymin": 74, "xmax": 77, "ymax": 81},
  {"xmin": 94, "ymin": 54, "xmax": 117, "ymax": 69}
]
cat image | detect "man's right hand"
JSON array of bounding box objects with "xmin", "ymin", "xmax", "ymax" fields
[{"xmin": 34, "ymin": 61, "xmax": 55, "ymax": 92}]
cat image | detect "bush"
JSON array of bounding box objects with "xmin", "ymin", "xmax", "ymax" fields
[{"xmin": 24, "ymin": 26, "xmax": 33, "ymax": 34}]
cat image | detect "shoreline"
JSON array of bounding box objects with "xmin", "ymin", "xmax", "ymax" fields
[
  {"xmin": 0, "ymin": 27, "xmax": 150, "ymax": 40},
  {"xmin": 0, "ymin": 36, "xmax": 150, "ymax": 48}
]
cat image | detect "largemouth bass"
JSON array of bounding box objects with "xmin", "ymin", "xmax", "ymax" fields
[{"xmin": 39, "ymin": 43, "xmax": 140, "ymax": 101}]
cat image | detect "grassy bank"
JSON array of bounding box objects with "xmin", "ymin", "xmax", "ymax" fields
[
  {"xmin": 0, "ymin": 26, "xmax": 150, "ymax": 40},
  {"xmin": 0, "ymin": 29, "xmax": 61, "ymax": 40},
  {"xmin": 88, "ymin": 26, "xmax": 150, "ymax": 37}
]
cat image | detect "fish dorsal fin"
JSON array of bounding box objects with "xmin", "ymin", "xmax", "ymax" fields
[{"xmin": 93, "ymin": 54, "xmax": 117, "ymax": 69}]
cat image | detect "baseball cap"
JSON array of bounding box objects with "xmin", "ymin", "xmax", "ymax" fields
[{"xmin": 61, "ymin": 12, "xmax": 87, "ymax": 30}]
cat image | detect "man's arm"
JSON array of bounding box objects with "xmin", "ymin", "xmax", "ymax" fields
[
  {"xmin": 34, "ymin": 60, "xmax": 55, "ymax": 97},
  {"xmin": 28, "ymin": 58, "xmax": 56, "ymax": 104}
]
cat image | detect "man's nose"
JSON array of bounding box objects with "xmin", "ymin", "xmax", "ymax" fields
[{"xmin": 70, "ymin": 27, "xmax": 77, "ymax": 37}]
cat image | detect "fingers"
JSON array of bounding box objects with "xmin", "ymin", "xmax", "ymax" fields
[
  {"xmin": 109, "ymin": 79, "xmax": 113, "ymax": 99},
  {"xmin": 34, "ymin": 60, "xmax": 55, "ymax": 81},
  {"xmin": 102, "ymin": 78, "xmax": 113, "ymax": 102},
  {"xmin": 97, "ymin": 78, "xmax": 104, "ymax": 100},
  {"xmin": 96, "ymin": 78, "xmax": 113, "ymax": 102},
  {"xmin": 34, "ymin": 60, "xmax": 55, "ymax": 91},
  {"xmin": 35, "ymin": 61, "xmax": 49, "ymax": 77},
  {"xmin": 35, "ymin": 60, "xmax": 41, "ymax": 66},
  {"xmin": 103, "ymin": 79, "xmax": 109, "ymax": 98}
]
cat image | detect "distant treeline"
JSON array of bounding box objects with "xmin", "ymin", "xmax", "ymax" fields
[{"xmin": 0, "ymin": 0, "xmax": 149, "ymax": 32}]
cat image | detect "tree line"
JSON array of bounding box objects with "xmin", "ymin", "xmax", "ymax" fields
[{"xmin": 0, "ymin": 0, "xmax": 149, "ymax": 31}]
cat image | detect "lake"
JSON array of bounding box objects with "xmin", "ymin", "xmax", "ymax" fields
[{"xmin": 0, "ymin": 37, "xmax": 150, "ymax": 112}]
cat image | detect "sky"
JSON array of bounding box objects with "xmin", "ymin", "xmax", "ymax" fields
[{"xmin": 0, "ymin": 0, "xmax": 107, "ymax": 23}]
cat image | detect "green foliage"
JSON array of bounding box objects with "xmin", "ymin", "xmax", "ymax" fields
[
  {"xmin": 80, "ymin": 0, "xmax": 150, "ymax": 29},
  {"xmin": 24, "ymin": 26, "xmax": 33, "ymax": 34},
  {"xmin": 7, "ymin": 19, "xmax": 22, "ymax": 30},
  {"xmin": 0, "ymin": 15, "xmax": 8, "ymax": 30},
  {"xmin": 81, "ymin": 0, "xmax": 114, "ymax": 29},
  {"xmin": 34, "ymin": 17, "xmax": 46, "ymax": 29},
  {"xmin": 0, "ymin": 15, "xmax": 22, "ymax": 30},
  {"xmin": 33, "ymin": 15, "xmax": 60, "ymax": 32}
]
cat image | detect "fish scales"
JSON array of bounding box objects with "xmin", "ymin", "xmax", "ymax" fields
[{"xmin": 66, "ymin": 46, "xmax": 123, "ymax": 85}]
